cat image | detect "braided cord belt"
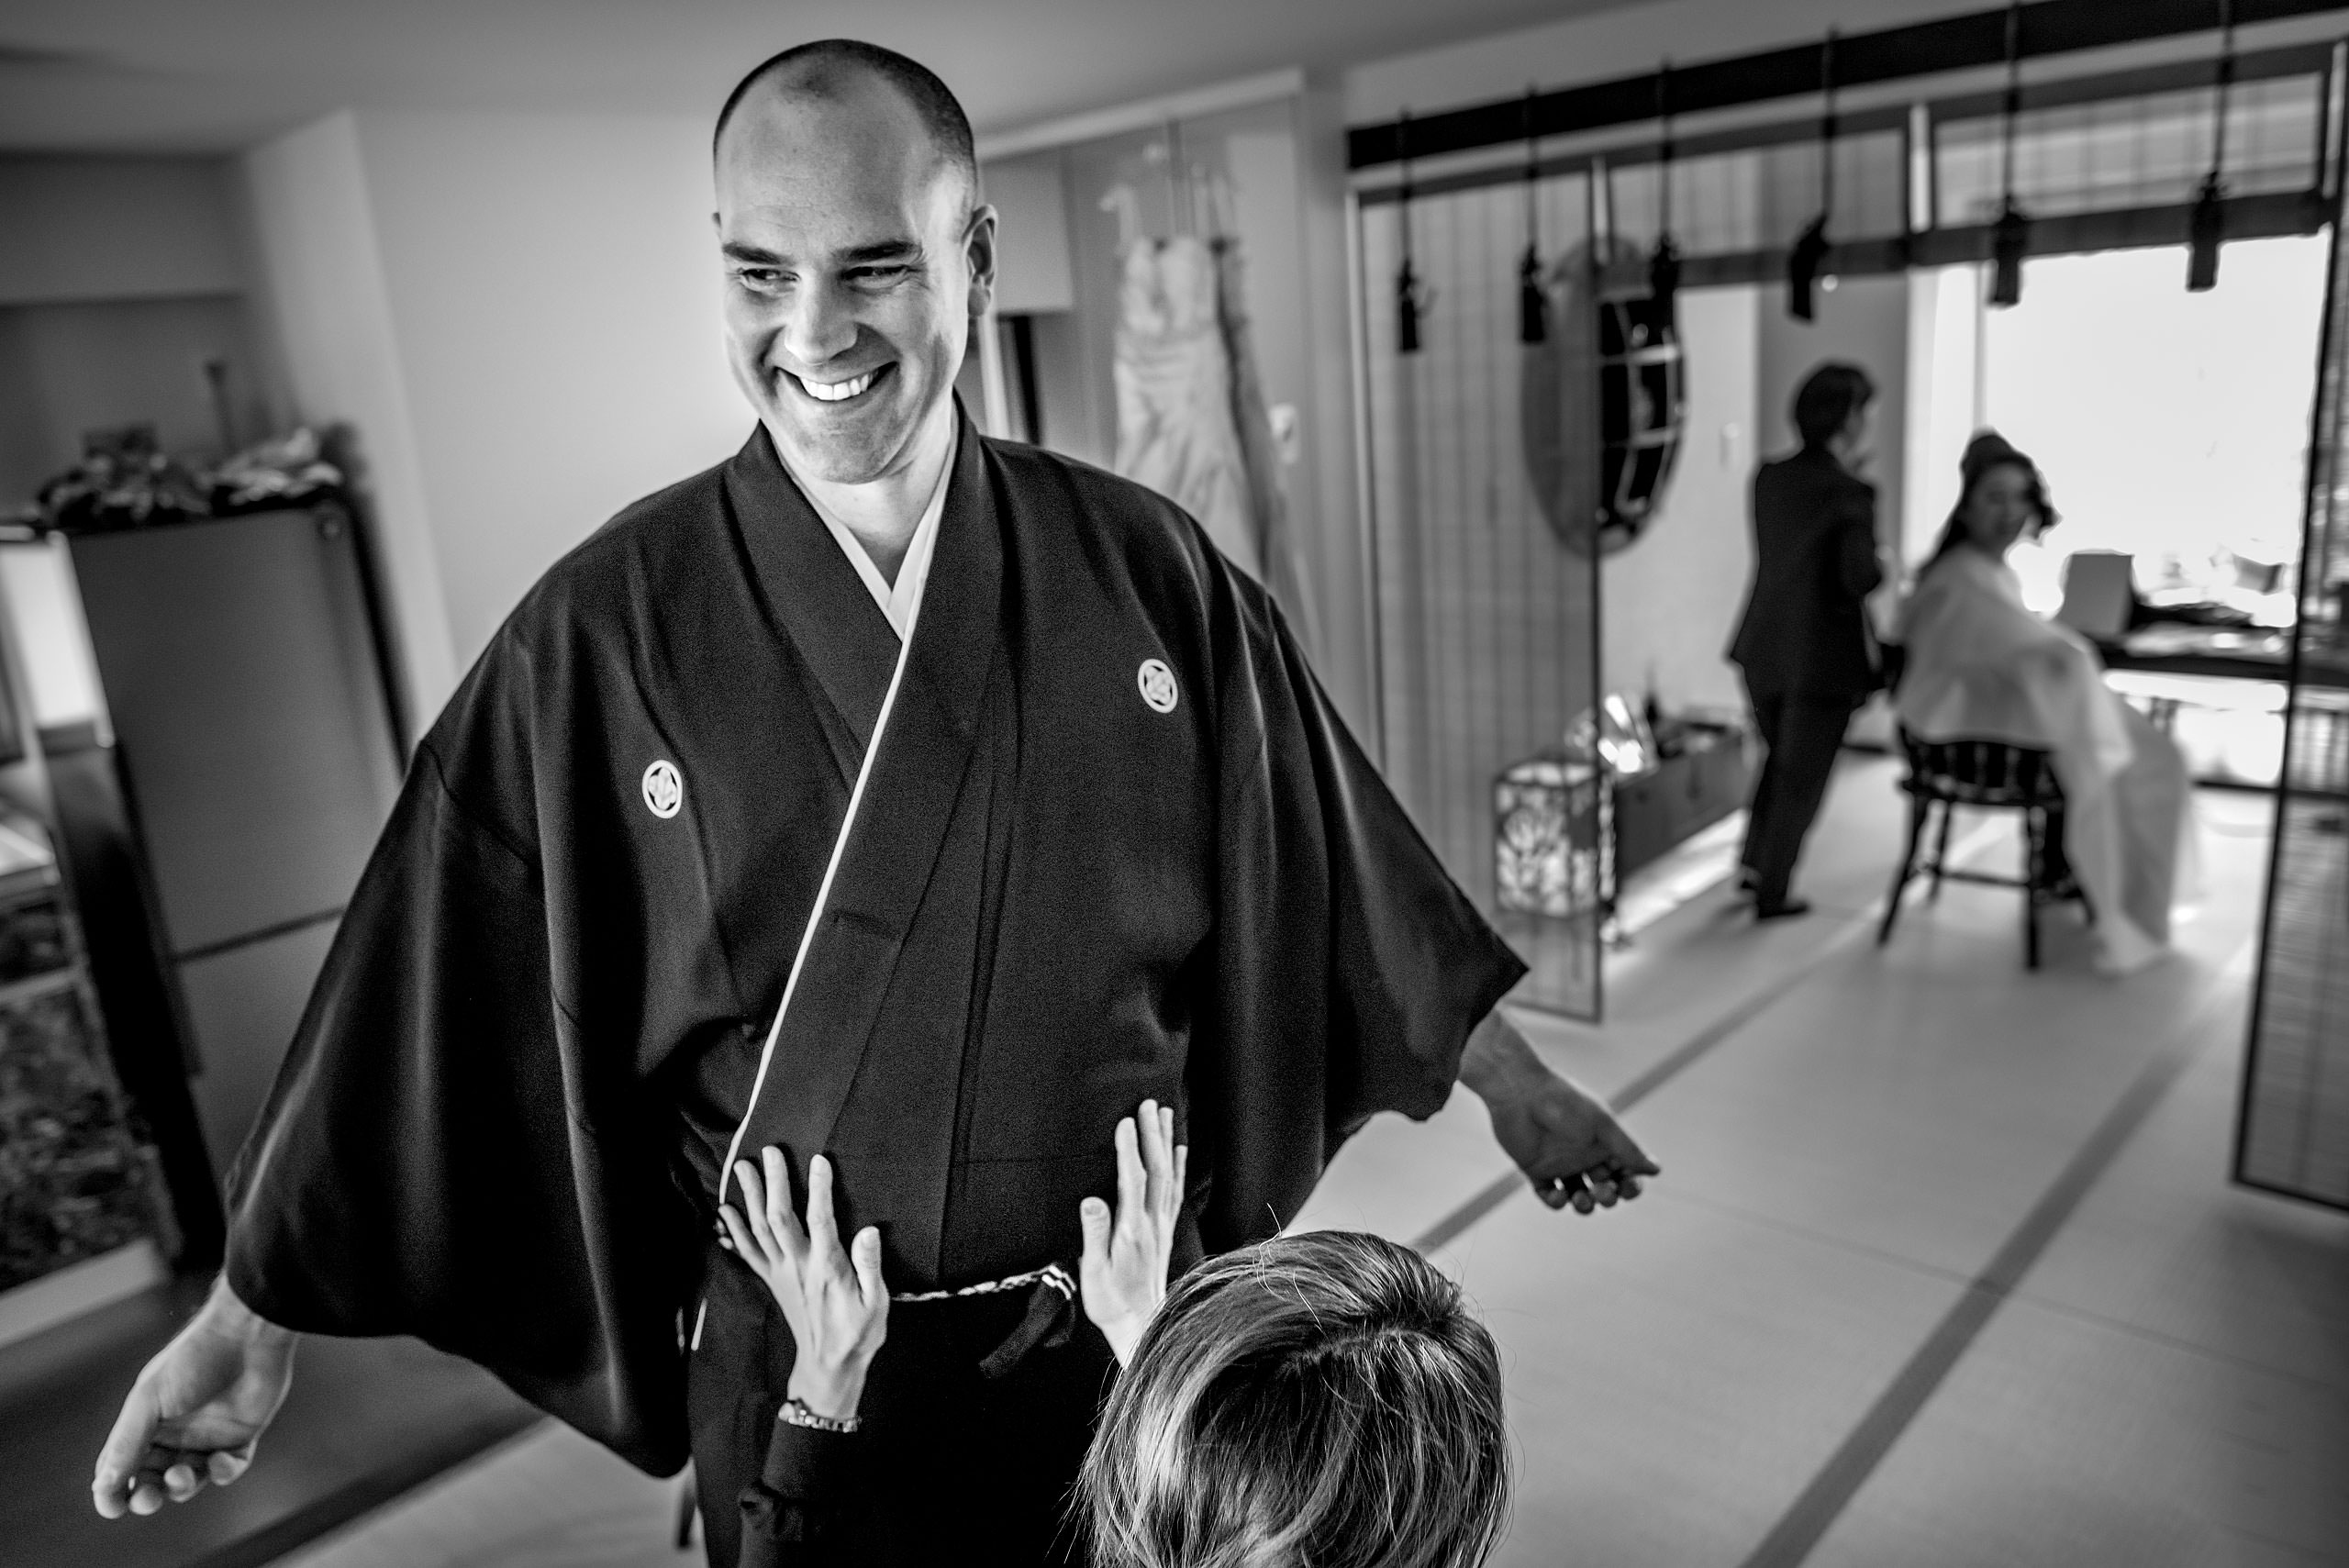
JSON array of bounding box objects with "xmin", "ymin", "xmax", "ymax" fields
[{"xmin": 892, "ymin": 1261, "xmax": 1074, "ymax": 1304}]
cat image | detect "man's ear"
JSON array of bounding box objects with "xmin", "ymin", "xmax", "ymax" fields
[{"xmin": 964, "ymin": 204, "xmax": 999, "ymax": 318}]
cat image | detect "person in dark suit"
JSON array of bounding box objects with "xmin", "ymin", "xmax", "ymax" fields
[{"xmin": 1728, "ymin": 361, "xmax": 1886, "ymax": 919}]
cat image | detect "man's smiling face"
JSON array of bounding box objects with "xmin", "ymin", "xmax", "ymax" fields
[{"xmin": 714, "ymin": 71, "xmax": 994, "ymax": 484}]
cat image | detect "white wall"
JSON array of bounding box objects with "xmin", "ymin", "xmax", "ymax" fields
[
  {"xmin": 0, "ymin": 154, "xmax": 279, "ymax": 506},
  {"xmin": 0, "ymin": 157, "xmax": 247, "ymax": 307},
  {"xmin": 0, "ymin": 296, "xmax": 268, "ymax": 503},
  {"xmin": 1602, "ymin": 284, "xmax": 1758, "ymax": 717},
  {"xmin": 983, "ymin": 156, "xmax": 1074, "ymax": 314},
  {"xmin": 240, "ymin": 112, "xmax": 456, "ymax": 740},
  {"xmin": 240, "ymin": 107, "xmax": 751, "ymax": 733},
  {"xmin": 351, "ymin": 110, "xmax": 746, "ymax": 667}
]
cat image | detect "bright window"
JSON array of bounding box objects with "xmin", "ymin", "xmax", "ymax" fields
[{"xmin": 1910, "ymin": 236, "xmax": 2327, "ymax": 617}]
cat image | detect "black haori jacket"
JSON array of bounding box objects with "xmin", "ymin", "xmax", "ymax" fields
[{"xmin": 224, "ymin": 410, "xmax": 1522, "ymax": 1473}]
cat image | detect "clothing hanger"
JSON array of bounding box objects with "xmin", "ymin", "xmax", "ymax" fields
[
  {"xmin": 1099, "ymin": 183, "xmax": 1141, "ymax": 250},
  {"xmin": 1205, "ymin": 170, "xmax": 1237, "ymax": 244}
]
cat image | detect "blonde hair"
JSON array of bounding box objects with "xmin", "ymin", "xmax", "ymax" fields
[{"xmin": 1078, "ymin": 1230, "xmax": 1510, "ymax": 1568}]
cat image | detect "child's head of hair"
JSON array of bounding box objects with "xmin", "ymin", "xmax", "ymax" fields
[{"xmin": 1078, "ymin": 1229, "xmax": 1509, "ymax": 1568}]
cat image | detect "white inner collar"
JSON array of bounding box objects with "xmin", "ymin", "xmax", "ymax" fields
[{"xmin": 789, "ymin": 429, "xmax": 956, "ymax": 643}]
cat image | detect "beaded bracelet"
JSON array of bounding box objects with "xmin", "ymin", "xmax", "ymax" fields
[{"xmin": 778, "ymin": 1397, "xmax": 861, "ymax": 1434}]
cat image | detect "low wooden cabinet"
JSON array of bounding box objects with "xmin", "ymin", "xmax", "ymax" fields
[{"xmin": 1612, "ymin": 723, "xmax": 1753, "ymax": 882}]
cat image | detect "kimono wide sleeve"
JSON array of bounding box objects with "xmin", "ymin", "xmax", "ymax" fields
[
  {"xmin": 221, "ymin": 671, "xmax": 697, "ymax": 1473},
  {"xmin": 1194, "ymin": 578, "xmax": 1526, "ymax": 1254}
]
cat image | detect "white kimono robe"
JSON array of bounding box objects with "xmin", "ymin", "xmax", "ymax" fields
[{"xmin": 1896, "ymin": 549, "xmax": 2198, "ymax": 973}]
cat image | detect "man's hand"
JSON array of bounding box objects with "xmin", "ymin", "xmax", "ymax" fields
[
  {"xmin": 1459, "ymin": 1008, "xmax": 1659, "ymax": 1214},
  {"xmin": 720, "ymin": 1149, "xmax": 888, "ymax": 1422},
  {"xmin": 1077, "ymin": 1099, "xmax": 1186, "ymax": 1367},
  {"xmin": 93, "ymin": 1277, "xmax": 298, "ymax": 1518}
]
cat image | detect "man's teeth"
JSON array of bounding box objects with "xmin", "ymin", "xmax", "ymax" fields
[{"xmin": 802, "ymin": 372, "xmax": 876, "ymax": 403}]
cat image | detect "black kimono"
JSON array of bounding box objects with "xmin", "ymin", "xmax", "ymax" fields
[{"xmin": 222, "ymin": 410, "xmax": 1522, "ymax": 1564}]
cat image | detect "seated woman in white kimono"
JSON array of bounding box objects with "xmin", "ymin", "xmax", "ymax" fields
[{"xmin": 1894, "ymin": 435, "xmax": 2197, "ymax": 974}]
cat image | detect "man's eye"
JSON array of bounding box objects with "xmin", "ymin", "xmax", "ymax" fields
[
  {"xmin": 733, "ymin": 269, "xmax": 787, "ymax": 293},
  {"xmin": 848, "ymin": 267, "xmax": 909, "ymax": 286}
]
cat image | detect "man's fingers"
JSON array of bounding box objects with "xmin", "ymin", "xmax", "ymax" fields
[
  {"xmin": 764, "ymin": 1147, "xmax": 810, "ymax": 1264},
  {"xmin": 1167, "ymin": 1143, "xmax": 1190, "ymax": 1222},
  {"xmin": 94, "ymin": 1374, "xmax": 161, "ymax": 1508},
  {"xmin": 1112, "ymin": 1116, "xmax": 1143, "ymax": 1234},
  {"xmin": 208, "ymin": 1446, "xmax": 254, "ymax": 1487},
  {"xmin": 732, "ymin": 1162, "xmax": 778, "ymax": 1257},
  {"xmin": 1137, "ymin": 1099, "xmax": 1173, "ymax": 1199},
  {"xmin": 1537, "ymin": 1168, "xmax": 1609, "ymax": 1210},
  {"xmin": 804, "ymin": 1155, "xmax": 841, "ymax": 1262},
  {"xmin": 848, "ymin": 1227, "xmax": 887, "ymax": 1311},
  {"xmin": 1078, "ymin": 1194, "xmax": 1112, "ymax": 1268},
  {"xmin": 718, "ymin": 1203, "xmax": 759, "ymax": 1265}
]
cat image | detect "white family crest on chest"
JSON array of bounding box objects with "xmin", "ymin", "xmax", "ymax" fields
[
  {"xmin": 641, "ymin": 759, "xmax": 684, "ymax": 819},
  {"xmin": 1136, "ymin": 658, "xmax": 1179, "ymax": 715}
]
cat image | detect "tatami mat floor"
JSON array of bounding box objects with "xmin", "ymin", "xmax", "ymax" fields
[{"xmin": 264, "ymin": 757, "xmax": 2349, "ymax": 1568}]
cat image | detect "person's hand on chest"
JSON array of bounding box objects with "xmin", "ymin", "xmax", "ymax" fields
[
  {"xmin": 1078, "ymin": 1100, "xmax": 1186, "ymax": 1367},
  {"xmin": 721, "ymin": 1149, "xmax": 887, "ymax": 1423}
]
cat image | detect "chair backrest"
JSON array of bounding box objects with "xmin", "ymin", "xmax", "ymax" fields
[{"xmin": 1898, "ymin": 729, "xmax": 2063, "ymax": 807}]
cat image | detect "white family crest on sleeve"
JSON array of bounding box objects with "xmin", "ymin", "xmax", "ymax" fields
[
  {"xmin": 642, "ymin": 759, "xmax": 684, "ymax": 819},
  {"xmin": 1136, "ymin": 658, "xmax": 1179, "ymax": 715}
]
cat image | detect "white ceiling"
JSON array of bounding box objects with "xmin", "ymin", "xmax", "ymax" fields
[{"xmin": 0, "ymin": 0, "xmax": 1640, "ymax": 155}]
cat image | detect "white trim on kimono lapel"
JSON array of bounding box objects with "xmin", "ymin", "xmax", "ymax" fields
[{"xmin": 716, "ymin": 624, "xmax": 917, "ymax": 1207}]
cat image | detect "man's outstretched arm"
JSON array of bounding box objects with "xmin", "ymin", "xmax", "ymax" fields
[
  {"xmin": 1457, "ymin": 1006, "xmax": 1659, "ymax": 1214},
  {"xmin": 93, "ymin": 1275, "xmax": 298, "ymax": 1518}
]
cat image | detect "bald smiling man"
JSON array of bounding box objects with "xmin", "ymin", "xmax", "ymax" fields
[{"xmin": 92, "ymin": 40, "xmax": 1653, "ymax": 1564}]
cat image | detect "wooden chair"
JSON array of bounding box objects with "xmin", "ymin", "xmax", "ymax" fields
[{"xmin": 1877, "ymin": 729, "xmax": 2077, "ymax": 969}]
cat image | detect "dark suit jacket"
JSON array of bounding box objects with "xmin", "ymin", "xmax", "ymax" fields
[{"xmin": 1728, "ymin": 445, "xmax": 1885, "ymax": 700}]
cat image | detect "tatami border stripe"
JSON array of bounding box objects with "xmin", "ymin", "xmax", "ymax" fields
[
  {"xmin": 1409, "ymin": 906, "xmax": 1876, "ymax": 1253},
  {"xmin": 1411, "ymin": 816, "xmax": 2011, "ymax": 1255},
  {"xmin": 1734, "ymin": 945, "xmax": 2250, "ymax": 1568}
]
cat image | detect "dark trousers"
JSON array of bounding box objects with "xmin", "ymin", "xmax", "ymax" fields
[
  {"xmin": 1741, "ymin": 689, "xmax": 1860, "ymax": 906},
  {"xmin": 686, "ymin": 1240, "xmax": 1113, "ymax": 1568}
]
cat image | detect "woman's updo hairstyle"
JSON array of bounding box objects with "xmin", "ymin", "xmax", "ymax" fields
[
  {"xmin": 1078, "ymin": 1229, "xmax": 1511, "ymax": 1568},
  {"xmin": 1923, "ymin": 428, "xmax": 2060, "ymax": 571}
]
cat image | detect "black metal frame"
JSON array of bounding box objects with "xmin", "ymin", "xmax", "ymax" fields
[
  {"xmin": 1348, "ymin": 0, "xmax": 2349, "ymax": 172},
  {"xmin": 1354, "ymin": 41, "xmax": 2342, "ymax": 288},
  {"xmin": 2234, "ymin": 47, "xmax": 2349, "ymax": 1212},
  {"xmin": 1358, "ymin": 44, "xmax": 2334, "ymax": 204}
]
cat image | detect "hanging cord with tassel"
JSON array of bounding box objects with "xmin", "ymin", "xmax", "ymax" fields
[
  {"xmin": 1520, "ymin": 85, "xmax": 1548, "ymax": 343},
  {"xmin": 1989, "ymin": 0, "xmax": 2032, "ymax": 306},
  {"xmin": 2188, "ymin": 0, "xmax": 2235, "ymax": 291},
  {"xmin": 1397, "ymin": 108, "xmax": 1425, "ymax": 354},
  {"xmin": 1788, "ymin": 30, "xmax": 1837, "ymax": 320},
  {"xmin": 1650, "ymin": 59, "xmax": 1681, "ymax": 316}
]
